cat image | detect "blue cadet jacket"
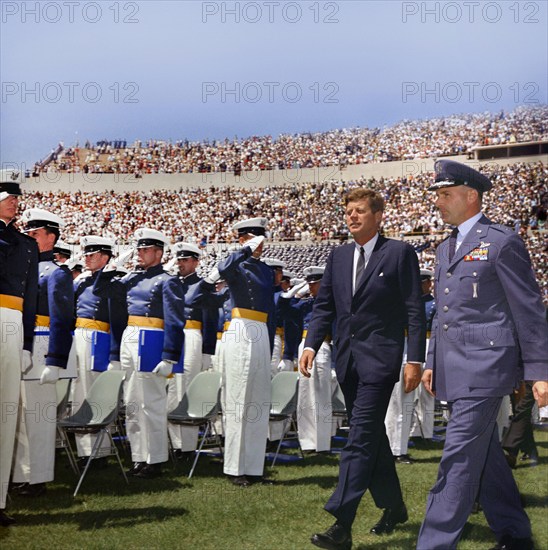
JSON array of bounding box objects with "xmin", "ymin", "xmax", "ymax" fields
[
  {"xmin": 36, "ymin": 250, "xmax": 74, "ymax": 368},
  {"xmin": 217, "ymin": 246, "xmax": 276, "ymax": 350},
  {"xmin": 423, "ymin": 293, "xmax": 436, "ymax": 334},
  {"xmin": 0, "ymin": 219, "xmax": 39, "ymax": 352},
  {"xmin": 180, "ymin": 271, "xmax": 218, "ymax": 356},
  {"xmin": 95, "ymin": 263, "xmax": 185, "ymax": 362}
]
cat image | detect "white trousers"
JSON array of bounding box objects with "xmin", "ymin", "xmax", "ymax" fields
[
  {"xmin": 167, "ymin": 328, "xmax": 202, "ymax": 451},
  {"xmin": 385, "ymin": 348, "xmax": 416, "ymax": 456},
  {"xmin": 72, "ymin": 327, "xmax": 111, "ymax": 457},
  {"xmin": 297, "ymin": 339, "xmax": 333, "ymax": 452},
  {"xmin": 410, "ymin": 338, "xmax": 435, "ymax": 440},
  {"xmin": 213, "ymin": 337, "xmax": 226, "ymax": 436},
  {"xmin": 121, "ymin": 326, "xmax": 168, "ymax": 464},
  {"xmin": 270, "ymin": 333, "xmax": 282, "ymax": 377},
  {"xmin": 223, "ymin": 317, "xmax": 270, "ymax": 477},
  {"xmin": 0, "ymin": 307, "xmax": 23, "ymax": 507},
  {"xmin": 12, "ymin": 332, "xmax": 57, "ymax": 484}
]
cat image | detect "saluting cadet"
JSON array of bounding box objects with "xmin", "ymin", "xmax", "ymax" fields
[
  {"xmin": 167, "ymin": 242, "xmax": 216, "ymax": 458},
  {"xmin": 72, "ymin": 236, "xmax": 116, "ymax": 464},
  {"xmin": 0, "ymin": 174, "xmax": 39, "ymax": 526},
  {"xmin": 94, "ymin": 228, "xmax": 185, "ymax": 479},
  {"xmin": 201, "ymin": 218, "xmax": 275, "ymax": 486},
  {"xmin": 12, "ymin": 208, "xmax": 74, "ymax": 497},
  {"xmin": 283, "ymin": 266, "xmax": 334, "ymax": 452},
  {"xmin": 417, "ymin": 160, "xmax": 548, "ymax": 550},
  {"xmin": 278, "ymin": 270, "xmax": 302, "ymax": 372}
]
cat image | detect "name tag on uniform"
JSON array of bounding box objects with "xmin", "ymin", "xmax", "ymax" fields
[{"xmin": 464, "ymin": 248, "xmax": 488, "ymax": 262}]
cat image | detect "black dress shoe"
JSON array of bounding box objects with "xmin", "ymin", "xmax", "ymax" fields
[
  {"xmin": 505, "ymin": 453, "xmax": 517, "ymax": 469},
  {"xmin": 127, "ymin": 461, "xmax": 146, "ymax": 475},
  {"xmin": 394, "ymin": 454, "xmax": 414, "ymax": 464},
  {"xmin": 9, "ymin": 482, "xmax": 28, "ymax": 493},
  {"xmin": 247, "ymin": 475, "xmax": 276, "ymax": 485},
  {"xmin": 370, "ymin": 504, "xmax": 408, "ymax": 535},
  {"xmin": 133, "ymin": 463, "xmax": 162, "ymax": 479},
  {"xmin": 311, "ymin": 522, "xmax": 352, "ymax": 550},
  {"xmin": 174, "ymin": 450, "xmax": 195, "ymax": 462},
  {"xmin": 229, "ymin": 475, "xmax": 251, "ymax": 487},
  {"xmin": 489, "ymin": 534, "xmax": 534, "ymax": 549},
  {"xmin": 0, "ymin": 510, "xmax": 16, "ymax": 527},
  {"xmin": 18, "ymin": 483, "xmax": 46, "ymax": 497}
]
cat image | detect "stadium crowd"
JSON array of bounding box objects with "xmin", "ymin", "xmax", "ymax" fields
[
  {"xmin": 19, "ymin": 161, "xmax": 547, "ymax": 301},
  {"xmin": 37, "ymin": 106, "xmax": 547, "ymax": 175}
]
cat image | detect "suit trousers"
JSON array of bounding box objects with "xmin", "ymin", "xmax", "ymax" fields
[
  {"xmin": 325, "ymin": 361, "xmax": 403, "ymax": 527},
  {"xmin": 417, "ymin": 397, "xmax": 531, "ymax": 550}
]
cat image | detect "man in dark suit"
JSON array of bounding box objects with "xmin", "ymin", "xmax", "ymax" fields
[
  {"xmin": 417, "ymin": 160, "xmax": 548, "ymax": 550},
  {"xmin": 300, "ymin": 188, "xmax": 426, "ymax": 550}
]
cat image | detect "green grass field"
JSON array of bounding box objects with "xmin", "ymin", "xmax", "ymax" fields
[{"xmin": 2, "ymin": 431, "xmax": 547, "ymax": 549}]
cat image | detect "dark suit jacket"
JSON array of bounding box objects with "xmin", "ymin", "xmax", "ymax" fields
[{"xmin": 304, "ymin": 235, "xmax": 426, "ymax": 385}]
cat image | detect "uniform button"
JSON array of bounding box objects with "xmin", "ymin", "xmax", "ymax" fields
[
  {"xmin": 473, "ymin": 272, "xmax": 477, "ymax": 277},
  {"xmin": 489, "ymin": 341, "xmax": 494, "ymax": 346},
  {"xmin": 444, "ymin": 288, "xmax": 449, "ymax": 294},
  {"xmin": 443, "ymin": 324, "xmax": 448, "ymax": 331},
  {"xmin": 443, "ymin": 306, "xmax": 448, "ymax": 312},
  {"xmin": 446, "ymin": 272, "xmax": 452, "ymax": 278},
  {"xmin": 351, "ymin": 333, "xmax": 354, "ymax": 338}
]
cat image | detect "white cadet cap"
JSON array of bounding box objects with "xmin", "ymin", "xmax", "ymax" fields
[
  {"xmin": 0, "ymin": 170, "xmax": 24, "ymax": 202},
  {"xmin": 282, "ymin": 270, "xmax": 297, "ymax": 280},
  {"xmin": 420, "ymin": 269, "xmax": 434, "ymax": 280},
  {"xmin": 53, "ymin": 239, "xmax": 72, "ymax": 257},
  {"xmin": 303, "ymin": 266, "xmax": 325, "ymax": 283},
  {"xmin": 67, "ymin": 257, "xmax": 84, "ymax": 271},
  {"xmin": 232, "ymin": 217, "xmax": 268, "ymax": 236},
  {"xmin": 264, "ymin": 258, "xmax": 285, "ymax": 269},
  {"xmin": 81, "ymin": 235, "xmax": 115, "ymax": 255},
  {"xmin": 21, "ymin": 208, "xmax": 65, "ymax": 231},
  {"xmin": 134, "ymin": 227, "xmax": 170, "ymax": 248},
  {"xmin": 173, "ymin": 242, "xmax": 201, "ymax": 259}
]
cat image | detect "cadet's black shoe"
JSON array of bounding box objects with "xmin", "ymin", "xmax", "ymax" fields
[
  {"xmin": 370, "ymin": 503, "xmax": 408, "ymax": 535},
  {"xmin": 174, "ymin": 450, "xmax": 195, "ymax": 462},
  {"xmin": 247, "ymin": 475, "xmax": 276, "ymax": 485},
  {"xmin": 394, "ymin": 454, "xmax": 414, "ymax": 464},
  {"xmin": 9, "ymin": 482, "xmax": 28, "ymax": 493},
  {"xmin": 18, "ymin": 483, "xmax": 46, "ymax": 497},
  {"xmin": 229, "ymin": 475, "xmax": 251, "ymax": 487},
  {"xmin": 127, "ymin": 461, "xmax": 146, "ymax": 475},
  {"xmin": 311, "ymin": 522, "xmax": 352, "ymax": 550},
  {"xmin": 0, "ymin": 510, "xmax": 16, "ymax": 527},
  {"xmin": 489, "ymin": 534, "xmax": 534, "ymax": 549},
  {"xmin": 133, "ymin": 463, "xmax": 162, "ymax": 479}
]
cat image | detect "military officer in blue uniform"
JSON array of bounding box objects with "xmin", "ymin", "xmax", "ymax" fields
[
  {"xmin": 95, "ymin": 228, "xmax": 185, "ymax": 479},
  {"xmin": 201, "ymin": 218, "xmax": 275, "ymax": 486},
  {"xmin": 167, "ymin": 242, "xmax": 216, "ymax": 457},
  {"xmin": 72, "ymin": 236, "xmax": 116, "ymax": 463},
  {"xmin": 277, "ymin": 269, "xmax": 302, "ymax": 372},
  {"xmin": 12, "ymin": 208, "xmax": 74, "ymax": 497},
  {"xmin": 265, "ymin": 258, "xmax": 287, "ymax": 376},
  {"xmin": 0, "ymin": 175, "xmax": 39, "ymax": 526},
  {"xmin": 417, "ymin": 160, "xmax": 548, "ymax": 550}
]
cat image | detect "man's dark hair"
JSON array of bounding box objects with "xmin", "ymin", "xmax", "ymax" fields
[{"xmin": 344, "ymin": 188, "xmax": 385, "ymax": 213}]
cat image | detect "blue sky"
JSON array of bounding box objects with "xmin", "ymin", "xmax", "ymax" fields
[{"xmin": 1, "ymin": 0, "xmax": 547, "ymax": 168}]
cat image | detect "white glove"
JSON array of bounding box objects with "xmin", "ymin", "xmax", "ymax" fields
[
  {"xmin": 107, "ymin": 360, "xmax": 121, "ymax": 371},
  {"xmin": 277, "ymin": 359, "xmax": 294, "ymax": 372},
  {"xmin": 295, "ymin": 283, "xmax": 310, "ymax": 299},
  {"xmin": 22, "ymin": 350, "xmax": 33, "ymax": 375},
  {"xmin": 246, "ymin": 235, "xmax": 265, "ymax": 252},
  {"xmin": 202, "ymin": 354, "xmax": 213, "ymax": 371},
  {"xmin": 152, "ymin": 360, "xmax": 174, "ymax": 377},
  {"xmin": 40, "ymin": 365, "xmax": 60, "ymax": 385},
  {"xmin": 204, "ymin": 267, "xmax": 221, "ymax": 285},
  {"xmin": 281, "ymin": 280, "xmax": 308, "ymax": 299}
]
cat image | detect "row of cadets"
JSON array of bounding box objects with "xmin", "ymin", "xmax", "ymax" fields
[
  {"xmin": 0, "ymin": 174, "xmax": 39, "ymax": 526},
  {"xmin": 168, "ymin": 242, "xmax": 217, "ymax": 459},
  {"xmin": 12, "ymin": 209, "xmax": 74, "ymax": 497},
  {"xmin": 280, "ymin": 266, "xmax": 335, "ymax": 453},
  {"xmin": 94, "ymin": 228, "xmax": 185, "ymax": 479},
  {"xmin": 72, "ymin": 236, "xmax": 119, "ymax": 464},
  {"xmin": 194, "ymin": 217, "xmax": 275, "ymax": 487}
]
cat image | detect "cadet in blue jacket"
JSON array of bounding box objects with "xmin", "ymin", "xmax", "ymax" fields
[
  {"xmin": 12, "ymin": 209, "xmax": 74, "ymax": 497},
  {"xmin": 95, "ymin": 228, "xmax": 185, "ymax": 479},
  {"xmin": 417, "ymin": 160, "xmax": 548, "ymax": 550},
  {"xmin": 0, "ymin": 175, "xmax": 39, "ymax": 526}
]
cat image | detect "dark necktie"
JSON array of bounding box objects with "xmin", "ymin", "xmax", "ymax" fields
[
  {"xmin": 354, "ymin": 246, "xmax": 365, "ymax": 293},
  {"xmin": 448, "ymin": 227, "xmax": 458, "ymax": 261}
]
